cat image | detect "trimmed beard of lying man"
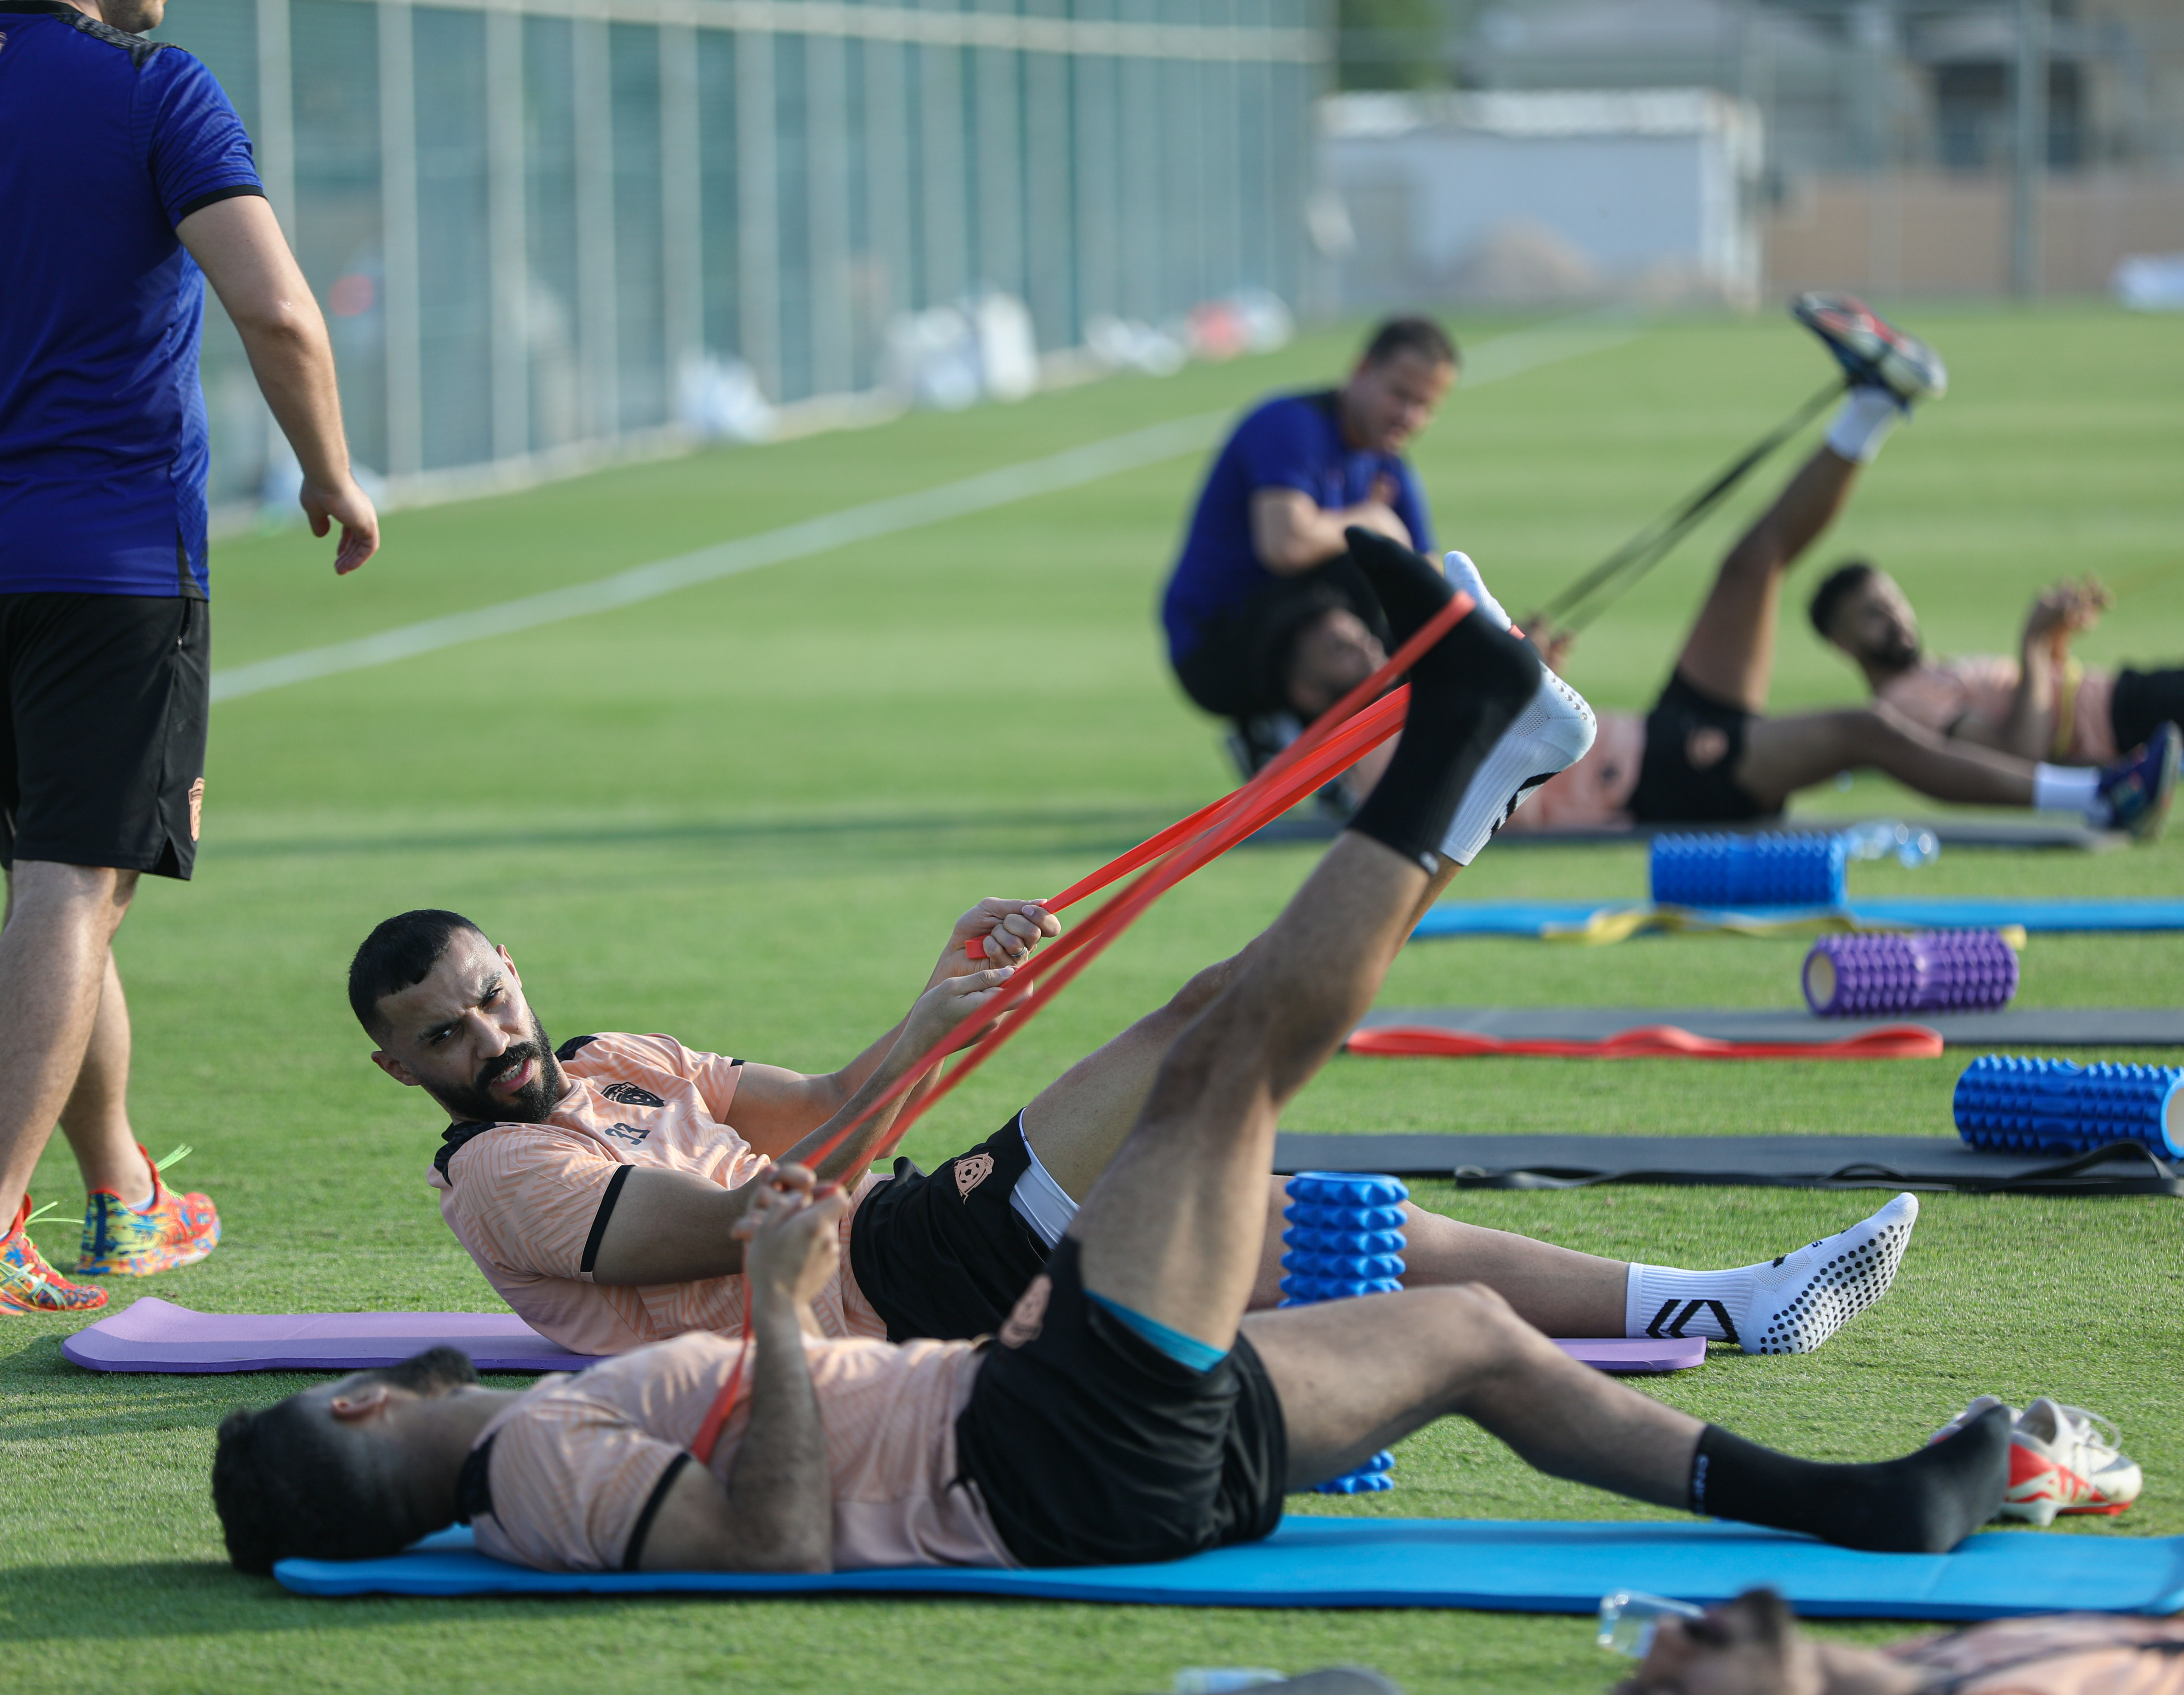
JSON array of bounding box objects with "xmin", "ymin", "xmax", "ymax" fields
[{"xmin": 431, "ymin": 1008, "xmax": 565, "ymax": 1126}]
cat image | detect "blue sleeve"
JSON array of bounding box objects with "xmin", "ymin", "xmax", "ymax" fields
[
  {"xmin": 142, "ymin": 50, "xmax": 262, "ymax": 227},
  {"xmin": 1230, "ymin": 400, "xmax": 1328, "ymax": 500},
  {"xmin": 1393, "ymin": 462, "xmax": 1434, "ymax": 556}
]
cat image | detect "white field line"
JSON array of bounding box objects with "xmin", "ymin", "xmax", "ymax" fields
[{"xmin": 210, "ymin": 316, "xmax": 1644, "ymax": 704}]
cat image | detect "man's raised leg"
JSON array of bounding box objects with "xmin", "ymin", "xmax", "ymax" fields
[
  {"xmin": 1071, "ymin": 830, "xmax": 1449, "ymax": 1351},
  {"xmin": 1070, "ymin": 589, "xmax": 1549, "ymax": 1351}
]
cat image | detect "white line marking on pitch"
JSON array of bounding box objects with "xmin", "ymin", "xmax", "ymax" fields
[{"xmin": 211, "ymin": 316, "xmax": 1643, "ymax": 703}]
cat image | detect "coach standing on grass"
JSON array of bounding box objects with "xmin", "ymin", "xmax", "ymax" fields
[{"xmin": 0, "ymin": 0, "xmax": 376, "ymax": 1312}]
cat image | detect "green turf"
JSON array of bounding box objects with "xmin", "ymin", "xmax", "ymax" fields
[{"xmin": 4, "ymin": 305, "xmax": 2181, "ymax": 1693}]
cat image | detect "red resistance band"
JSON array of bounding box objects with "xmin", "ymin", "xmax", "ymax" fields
[
  {"xmin": 1347, "ymin": 1023, "xmax": 1945, "ymax": 1062},
  {"xmin": 687, "ymin": 592, "xmax": 1478, "ymax": 1456}
]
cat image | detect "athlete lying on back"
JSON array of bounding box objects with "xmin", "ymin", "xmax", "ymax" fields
[
  {"xmin": 225, "ymin": 577, "xmax": 2012, "ymax": 1575},
  {"xmin": 350, "ymin": 739, "xmax": 1920, "ymax": 1362}
]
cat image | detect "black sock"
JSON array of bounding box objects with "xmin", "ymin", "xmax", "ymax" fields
[
  {"xmin": 1344, "ymin": 526, "xmax": 1451, "ymax": 646},
  {"xmin": 1346, "ymin": 607, "xmax": 1540, "ymax": 871},
  {"xmin": 1688, "ymin": 1407, "xmax": 2009, "ymax": 1553}
]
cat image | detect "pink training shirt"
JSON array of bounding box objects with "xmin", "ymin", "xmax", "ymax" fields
[
  {"xmin": 470, "ymin": 1330, "xmax": 1013, "ymax": 1572},
  {"xmin": 428, "ymin": 1031, "xmax": 887, "ymax": 1356}
]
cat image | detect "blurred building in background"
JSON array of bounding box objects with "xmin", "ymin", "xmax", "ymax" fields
[
  {"xmin": 1330, "ymin": 0, "xmax": 2184, "ymax": 306},
  {"xmin": 167, "ymin": 1, "xmax": 1327, "ymax": 516}
]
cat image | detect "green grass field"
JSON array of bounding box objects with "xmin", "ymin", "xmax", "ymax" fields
[{"xmin": 4, "ymin": 305, "xmax": 2181, "ymax": 1694}]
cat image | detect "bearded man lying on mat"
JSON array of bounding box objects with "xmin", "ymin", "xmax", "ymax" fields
[
  {"xmin": 221, "ymin": 579, "xmax": 2012, "ymax": 1575},
  {"xmin": 1495, "ymin": 295, "xmax": 2178, "ymax": 843},
  {"xmin": 348, "ymin": 617, "xmax": 1913, "ymax": 1365}
]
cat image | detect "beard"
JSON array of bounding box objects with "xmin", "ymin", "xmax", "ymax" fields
[
  {"xmin": 429, "ymin": 1010, "xmax": 565, "ymax": 1124},
  {"xmin": 1869, "ymin": 631, "xmax": 1922, "ymax": 675}
]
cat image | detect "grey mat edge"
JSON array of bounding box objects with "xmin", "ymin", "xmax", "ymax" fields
[
  {"xmin": 1271, "ymin": 1133, "xmax": 2182, "ymax": 1197},
  {"xmin": 1246, "ymin": 817, "xmax": 2122, "ymax": 851},
  {"xmin": 1355, "ymin": 1006, "xmax": 2184, "ymax": 1048}
]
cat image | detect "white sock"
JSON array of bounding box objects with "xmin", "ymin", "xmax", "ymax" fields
[
  {"xmin": 1825, "ymin": 387, "xmax": 1903, "ymax": 464},
  {"xmin": 1440, "ymin": 550, "xmax": 1513, "ymax": 633},
  {"xmin": 2033, "ymin": 762, "xmax": 2101, "ymax": 818},
  {"xmin": 1622, "ymin": 1193, "xmax": 1919, "ymax": 1354}
]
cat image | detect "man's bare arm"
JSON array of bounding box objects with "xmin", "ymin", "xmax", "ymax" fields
[
  {"xmin": 1249, "ymin": 486, "xmax": 1412, "ymax": 574},
  {"xmin": 636, "ymin": 1182, "xmax": 842, "ymax": 1572},
  {"xmin": 588, "ymin": 970, "xmax": 1024, "ymax": 1284},
  {"xmin": 177, "ymin": 196, "xmax": 378, "ymax": 574},
  {"xmin": 1952, "ymin": 579, "xmax": 2111, "ymax": 759}
]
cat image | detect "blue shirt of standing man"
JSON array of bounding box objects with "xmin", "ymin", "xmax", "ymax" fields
[
  {"xmin": 0, "ymin": 0, "xmax": 377, "ymax": 1313},
  {"xmin": 1161, "ymin": 317, "xmax": 1458, "ymax": 781}
]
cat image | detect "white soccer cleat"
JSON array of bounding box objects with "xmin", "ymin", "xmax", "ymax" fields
[
  {"xmin": 1735, "ymin": 1191, "xmax": 1920, "ymax": 1354},
  {"xmin": 1438, "ymin": 662, "xmax": 1596, "ymax": 866},
  {"xmin": 1932, "ymin": 1397, "xmax": 2144, "ymax": 1527}
]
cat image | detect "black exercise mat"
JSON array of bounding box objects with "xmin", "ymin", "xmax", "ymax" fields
[
  {"xmin": 1246, "ymin": 816, "xmax": 2119, "ymax": 851},
  {"xmin": 1356, "ymin": 1006, "xmax": 2184, "ymax": 1048},
  {"xmin": 1269, "ymin": 1132, "xmax": 2181, "ymax": 1197}
]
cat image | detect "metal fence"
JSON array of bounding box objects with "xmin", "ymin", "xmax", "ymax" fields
[{"xmin": 166, "ymin": 0, "xmax": 1329, "ymax": 509}]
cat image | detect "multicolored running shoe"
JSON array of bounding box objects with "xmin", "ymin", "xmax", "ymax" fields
[
  {"xmin": 1, "ymin": 1197, "xmax": 110, "ymax": 1314},
  {"xmin": 1930, "ymin": 1395, "xmax": 2144, "ymax": 1527},
  {"xmin": 1792, "ymin": 292, "xmax": 1948, "ymax": 406},
  {"xmin": 2096, "ymin": 721, "xmax": 2179, "ymax": 843},
  {"xmin": 76, "ymin": 1143, "xmax": 221, "ymax": 1277}
]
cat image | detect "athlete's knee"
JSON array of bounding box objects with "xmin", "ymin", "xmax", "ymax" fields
[{"xmin": 1160, "ymin": 952, "xmax": 1248, "ymax": 1023}]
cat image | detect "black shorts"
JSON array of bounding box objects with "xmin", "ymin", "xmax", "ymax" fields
[
  {"xmin": 2110, "ymin": 667, "xmax": 2184, "ymax": 756},
  {"xmin": 0, "ymin": 593, "xmax": 210, "ymax": 879},
  {"xmin": 954, "ymin": 1236, "xmax": 1288, "ymax": 1568},
  {"xmin": 847, "ymin": 1113, "xmax": 1054, "ymax": 1344},
  {"xmin": 1171, "ymin": 554, "xmax": 1391, "ymax": 723},
  {"xmin": 1629, "ymin": 669, "xmax": 1774, "ymax": 826}
]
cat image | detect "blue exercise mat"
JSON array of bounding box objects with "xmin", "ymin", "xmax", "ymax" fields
[
  {"xmin": 1411, "ymin": 899, "xmax": 2184, "ymax": 942},
  {"xmin": 275, "ymin": 1519, "xmax": 2184, "ymax": 1620}
]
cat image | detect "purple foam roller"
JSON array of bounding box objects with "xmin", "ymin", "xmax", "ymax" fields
[{"xmin": 1803, "ymin": 930, "xmax": 2018, "ymax": 1017}]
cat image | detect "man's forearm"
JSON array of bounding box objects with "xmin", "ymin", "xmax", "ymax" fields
[
  {"xmin": 782, "ymin": 1034, "xmax": 932, "ymax": 1184},
  {"xmin": 238, "ymin": 312, "xmax": 353, "ymax": 490},
  {"xmin": 722, "ymin": 1299, "xmax": 833, "ymax": 1571},
  {"xmin": 2000, "ymin": 644, "xmax": 2060, "ymax": 760}
]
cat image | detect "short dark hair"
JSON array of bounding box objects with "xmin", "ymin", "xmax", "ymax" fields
[
  {"xmin": 1362, "ymin": 315, "xmax": 1459, "ymax": 372},
  {"xmin": 348, "ymin": 909, "xmax": 484, "ymax": 1037},
  {"xmin": 1808, "ymin": 559, "xmax": 1878, "ymax": 641},
  {"xmin": 211, "ymin": 1349, "xmax": 479, "ymax": 1574}
]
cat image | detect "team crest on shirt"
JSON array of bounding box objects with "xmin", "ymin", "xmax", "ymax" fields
[
  {"xmin": 998, "ymin": 1274, "xmax": 1050, "ymax": 1348},
  {"xmin": 600, "ymin": 1121, "xmax": 651, "ymax": 1148},
  {"xmin": 600, "ymin": 1082, "xmax": 665, "ymax": 1109},
  {"xmin": 954, "ymin": 1151, "xmax": 995, "ymax": 1199}
]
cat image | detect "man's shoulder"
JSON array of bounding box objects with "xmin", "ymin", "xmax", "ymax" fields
[
  {"xmin": 1234, "ymin": 389, "xmax": 1337, "ymax": 437},
  {"xmin": 4, "ymin": 5, "xmax": 174, "ymax": 72},
  {"xmin": 554, "ymin": 1030, "xmax": 707, "ymax": 1080}
]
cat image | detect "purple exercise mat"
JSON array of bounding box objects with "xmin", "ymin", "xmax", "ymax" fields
[
  {"xmin": 59, "ymin": 1298, "xmax": 604, "ymax": 1374},
  {"xmin": 58, "ymin": 1299, "xmax": 1705, "ymax": 1375}
]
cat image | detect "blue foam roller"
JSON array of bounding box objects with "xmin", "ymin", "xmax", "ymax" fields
[
  {"xmin": 1952, "ymin": 1054, "xmax": 2184, "ymax": 1156},
  {"xmin": 1286, "ymin": 1173, "xmax": 1410, "ymax": 1208},
  {"xmin": 1650, "ymin": 832, "xmax": 1848, "ymax": 909},
  {"xmin": 1283, "ymin": 1173, "xmax": 1409, "ymax": 1494},
  {"xmin": 1280, "ymin": 1252, "xmax": 1408, "ymax": 1282},
  {"xmin": 1283, "ymin": 1203, "xmax": 1409, "ymax": 1234},
  {"xmin": 1284, "ymin": 1227, "xmax": 1408, "ymax": 1257}
]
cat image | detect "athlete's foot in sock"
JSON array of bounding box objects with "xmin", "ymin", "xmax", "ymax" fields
[
  {"xmin": 1344, "ymin": 527, "xmax": 1454, "ymax": 646},
  {"xmin": 1831, "ymin": 1406, "xmax": 2012, "ymax": 1553},
  {"xmin": 1629, "ymin": 1193, "xmax": 1918, "ymax": 1355}
]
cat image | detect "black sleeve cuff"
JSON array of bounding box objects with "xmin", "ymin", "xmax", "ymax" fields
[
  {"xmin": 173, "ymin": 182, "xmax": 267, "ymax": 224},
  {"xmin": 620, "ymin": 1452, "xmax": 692, "ymax": 1571},
  {"xmin": 580, "ymin": 1165, "xmax": 634, "ymax": 1276}
]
